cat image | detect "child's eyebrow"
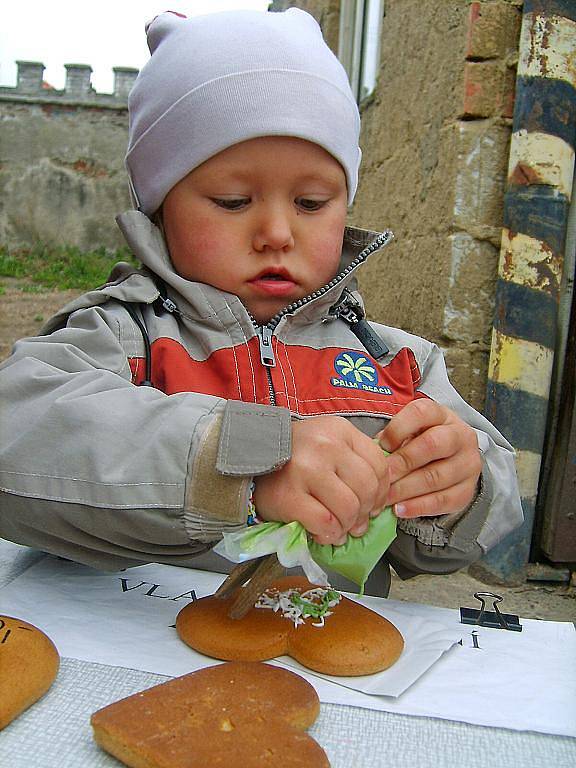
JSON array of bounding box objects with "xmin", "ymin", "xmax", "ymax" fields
[
  {"xmin": 206, "ymin": 170, "xmax": 345, "ymax": 188},
  {"xmin": 295, "ymin": 170, "xmax": 345, "ymax": 185}
]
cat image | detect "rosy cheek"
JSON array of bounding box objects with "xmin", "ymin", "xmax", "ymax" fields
[
  {"xmin": 187, "ymin": 232, "xmax": 218, "ymax": 258},
  {"xmin": 312, "ymin": 234, "xmax": 344, "ymax": 275},
  {"xmin": 183, "ymin": 216, "xmax": 218, "ymax": 250},
  {"xmin": 171, "ymin": 227, "xmax": 222, "ymax": 277}
]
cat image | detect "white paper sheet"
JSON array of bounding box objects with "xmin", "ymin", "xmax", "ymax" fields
[
  {"xmin": 1, "ymin": 557, "xmax": 575, "ymax": 737},
  {"xmin": 277, "ymin": 607, "xmax": 459, "ymax": 697},
  {"xmin": 0, "ymin": 557, "xmax": 457, "ymax": 694}
]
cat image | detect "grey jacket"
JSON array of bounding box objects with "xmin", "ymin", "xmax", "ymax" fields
[{"xmin": 0, "ymin": 212, "xmax": 523, "ymax": 595}]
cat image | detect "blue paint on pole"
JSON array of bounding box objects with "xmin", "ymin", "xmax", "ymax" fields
[
  {"xmin": 514, "ymin": 76, "xmax": 576, "ymax": 148},
  {"xmin": 485, "ymin": 381, "xmax": 550, "ymax": 453},
  {"xmin": 504, "ymin": 187, "xmax": 569, "ymax": 257},
  {"xmin": 493, "ymin": 279, "xmax": 558, "ymax": 348},
  {"xmin": 524, "ymin": 0, "xmax": 576, "ymax": 24},
  {"xmin": 481, "ymin": 497, "xmax": 537, "ymax": 579}
]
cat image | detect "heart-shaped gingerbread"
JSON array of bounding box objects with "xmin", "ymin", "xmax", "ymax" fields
[
  {"xmin": 176, "ymin": 576, "xmax": 404, "ymax": 676},
  {"xmin": 0, "ymin": 615, "xmax": 60, "ymax": 730},
  {"xmin": 92, "ymin": 661, "xmax": 330, "ymax": 767}
]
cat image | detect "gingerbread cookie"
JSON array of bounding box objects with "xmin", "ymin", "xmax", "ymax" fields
[
  {"xmin": 0, "ymin": 615, "xmax": 60, "ymax": 729},
  {"xmin": 91, "ymin": 661, "xmax": 330, "ymax": 767},
  {"xmin": 176, "ymin": 576, "xmax": 404, "ymax": 676}
]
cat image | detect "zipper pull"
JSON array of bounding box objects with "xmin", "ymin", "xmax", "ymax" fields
[
  {"xmin": 348, "ymin": 318, "xmax": 390, "ymax": 361},
  {"xmin": 334, "ymin": 293, "xmax": 389, "ymax": 361},
  {"xmin": 258, "ymin": 326, "xmax": 276, "ymax": 367},
  {"xmin": 161, "ymin": 296, "xmax": 178, "ymax": 314},
  {"xmin": 153, "ymin": 286, "xmax": 178, "ymax": 315}
]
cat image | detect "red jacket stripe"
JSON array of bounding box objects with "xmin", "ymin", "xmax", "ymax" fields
[{"xmin": 129, "ymin": 337, "xmax": 424, "ymax": 417}]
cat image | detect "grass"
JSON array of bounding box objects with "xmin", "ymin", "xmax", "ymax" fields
[{"xmin": 0, "ymin": 244, "xmax": 137, "ymax": 292}]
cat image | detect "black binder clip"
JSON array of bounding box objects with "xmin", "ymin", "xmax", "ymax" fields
[{"xmin": 460, "ymin": 592, "xmax": 522, "ymax": 632}]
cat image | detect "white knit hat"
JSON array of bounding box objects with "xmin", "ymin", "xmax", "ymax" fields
[{"xmin": 126, "ymin": 8, "xmax": 361, "ymax": 215}]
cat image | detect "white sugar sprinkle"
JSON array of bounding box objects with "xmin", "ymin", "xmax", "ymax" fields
[{"xmin": 255, "ymin": 587, "xmax": 342, "ymax": 628}]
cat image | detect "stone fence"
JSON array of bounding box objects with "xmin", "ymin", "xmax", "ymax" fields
[
  {"xmin": 1, "ymin": 60, "xmax": 138, "ymax": 105},
  {"xmin": 0, "ymin": 63, "xmax": 138, "ymax": 251}
]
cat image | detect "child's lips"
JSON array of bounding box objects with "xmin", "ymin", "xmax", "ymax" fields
[{"xmin": 249, "ymin": 270, "xmax": 297, "ymax": 296}]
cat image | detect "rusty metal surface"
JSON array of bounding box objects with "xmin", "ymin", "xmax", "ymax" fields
[
  {"xmin": 541, "ymin": 399, "xmax": 576, "ymax": 562},
  {"xmin": 539, "ymin": 298, "xmax": 576, "ymax": 563}
]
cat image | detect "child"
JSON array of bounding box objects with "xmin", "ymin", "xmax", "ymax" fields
[{"xmin": 0, "ymin": 9, "xmax": 522, "ymax": 595}]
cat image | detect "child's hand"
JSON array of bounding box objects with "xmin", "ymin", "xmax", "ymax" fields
[
  {"xmin": 377, "ymin": 399, "xmax": 482, "ymax": 519},
  {"xmin": 253, "ymin": 416, "xmax": 390, "ymax": 546}
]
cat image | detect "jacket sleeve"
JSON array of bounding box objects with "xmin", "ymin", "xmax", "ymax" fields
[
  {"xmin": 0, "ymin": 303, "xmax": 291, "ymax": 570},
  {"xmin": 386, "ymin": 340, "xmax": 523, "ymax": 580}
]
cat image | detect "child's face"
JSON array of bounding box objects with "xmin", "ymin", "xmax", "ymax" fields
[{"xmin": 162, "ymin": 136, "xmax": 348, "ymax": 324}]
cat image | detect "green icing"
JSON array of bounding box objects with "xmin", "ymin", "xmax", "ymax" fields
[{"xmin": 289, "ymin": 589, "xmax": 341, "ymax": 618}]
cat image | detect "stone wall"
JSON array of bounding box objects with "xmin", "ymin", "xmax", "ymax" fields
[
  {"xmin": 282, "ymin": 0, "xmax": 522, "ymax": 409},
  {"xmin": 271, "ymin": 0, "xmax": 341, "ymax": 48},
  {"xmin": 0, "ymin": 62, "xmax": 137, "ymax": 251}
]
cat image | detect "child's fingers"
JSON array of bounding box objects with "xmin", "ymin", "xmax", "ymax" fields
[
  {"xmin": 305, "ymin": 473, "xmax": 366, "ymax": 539},
  {"xmin": 378, "ymin": 399, "xmax": 448, "ymax": 454},
  {"xmin": 386, "ymin": 450, "xmax": 481, "ymax": 508},
  {"xmin": 334, "ymin": 452, "xmax": 381, "ymax": 515},
  {"xmin": 393, "ymin": 479, "xmax": 479, "ymax": 519},
  {"xmin": 385, "ymin": 423, "xmax": 471, "ymax": 485},
  {"xmin": 384, "ymin": 423, "xmax": 478, "ymax": 487},
  {"xmin": 348, "ymin": 431, "xmax": 391, "ymax": 512},
  {"xmin": 293, "ymin": 493, "xmax": 348, "ymax": 545},
  {"xmin": 255, "ymin": 416, "xmax": 392, "ymax": 541}
]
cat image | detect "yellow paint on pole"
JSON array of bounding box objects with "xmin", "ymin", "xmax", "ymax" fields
[
  {"xmin": 488, "ymin": 330, "xmax": 554, "ymax": 399},
  {"xmin": 499, "ymin": 229, "xmax": 563, "ymax": 293},
  {"xmin": 518, "ymin": 13, "xmax": 576, "ymax": 87},
  {"xmin": 514, "ymin": 449, "xmax": 543, "ymax": 500}
]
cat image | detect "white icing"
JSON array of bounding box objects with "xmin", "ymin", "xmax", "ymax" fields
[{"xmin": 255, "ymin": 587, "xmax": 342, "ymax": 628}]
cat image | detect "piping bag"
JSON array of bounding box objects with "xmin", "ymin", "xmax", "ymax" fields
[{"xmin": 213, "ymin": 451, "xmax": 397, "ymax": 594}]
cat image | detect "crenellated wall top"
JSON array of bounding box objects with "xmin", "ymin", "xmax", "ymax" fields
[{"xmin": 0, "ymin": 61, "xmax": 139, "ymax": 108}]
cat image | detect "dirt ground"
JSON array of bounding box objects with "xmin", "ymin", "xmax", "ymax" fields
[
  {"xmin": 0, "ymin": 279, "xmax": 79, "ymax": 360},
  {"xmin": 1, "ymin": 281, "xmax": 574, "ymax": 624},
  {"xmin": 390, "ymin": 570, "xmax": 575, "ymax": 623}
]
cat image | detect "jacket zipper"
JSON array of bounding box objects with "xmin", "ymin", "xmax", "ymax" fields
[
  {"xmin": 256, "ymin": 326, "xmax": 277, "ymax": 405},
  {"xmin": 252, "ymin": 229, "xmax": 393, "ymax": 405}
]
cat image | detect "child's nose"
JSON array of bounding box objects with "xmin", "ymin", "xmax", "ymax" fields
[{"xmin": 252, "ymin": 204, "xmax": 295, "ymax": 252}]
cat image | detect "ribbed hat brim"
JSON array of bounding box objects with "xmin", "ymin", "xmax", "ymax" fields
[{"xmin": 127, "ymin": 69, "xmax": 361, "ymax": 214}]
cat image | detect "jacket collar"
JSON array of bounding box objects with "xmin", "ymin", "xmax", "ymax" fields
[{"xmin": 87, "ymin": 211, "xmax": 393, "ymax": 330}]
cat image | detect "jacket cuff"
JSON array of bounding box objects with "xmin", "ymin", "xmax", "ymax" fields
[
  {"xmin": 184, "ymin": 401, "xmax": 292, "ymax": 536},
  {"xmin": 216, "ymin": 400, "xmax": 292, "ymax": 476},
  {"xmin": 184, "ymin": 411, "xmax": 250, "ymax": 530}
]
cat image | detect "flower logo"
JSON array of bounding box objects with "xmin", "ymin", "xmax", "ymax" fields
[{"xmin": 334, "ymin": 351, "xmax": 377, "ymax": 383}]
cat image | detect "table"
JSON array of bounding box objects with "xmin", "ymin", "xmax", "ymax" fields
[{"xmin": 1, "ymin": 539, "xmax": 575, "ymax": 768}]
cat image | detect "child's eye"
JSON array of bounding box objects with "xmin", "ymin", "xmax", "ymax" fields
[
  {"xmin": 210, "ymin": 197, "xmax": 250, "ymax": 210},
  {"xmin": 295, "ymin": 198, "xmax": 326, "ymax": 212}
]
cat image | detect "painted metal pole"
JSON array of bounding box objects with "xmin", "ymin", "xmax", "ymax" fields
[{"xmin": 481, "ymin": 0, "xmax": 576, "ymax": 582}]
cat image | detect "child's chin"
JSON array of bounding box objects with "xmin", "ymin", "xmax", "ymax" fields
[{"xmin": 247, "ymin": 301, "xmax": 290, "ymax": 326}]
